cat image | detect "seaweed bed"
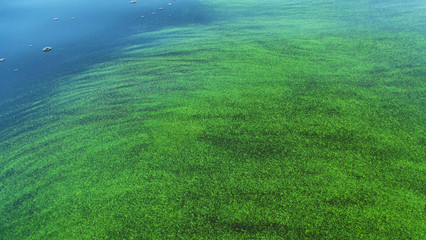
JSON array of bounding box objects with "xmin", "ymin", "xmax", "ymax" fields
[{"xmin": 0, "ymin": 0, "xmax": 425, "ymax": 239}]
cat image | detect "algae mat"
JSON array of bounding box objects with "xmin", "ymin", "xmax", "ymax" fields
[{"xmin": 1, "ymin": 0, "xmax": 425, "ymax": 239}]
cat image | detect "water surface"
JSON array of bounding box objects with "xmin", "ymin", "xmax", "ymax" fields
[{"xmin": 0, "ymin": 0, "xmax": 425, "ymax": 239}]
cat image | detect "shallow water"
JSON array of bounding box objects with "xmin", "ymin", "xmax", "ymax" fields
[{"xmin": 0, "ymin": 0, "xmax": 425, "ymax": 239}]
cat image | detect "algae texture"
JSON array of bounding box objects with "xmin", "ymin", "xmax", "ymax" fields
[{"xmin": 0, "ymin": 0, "xmax": 425, "ymax": 239}]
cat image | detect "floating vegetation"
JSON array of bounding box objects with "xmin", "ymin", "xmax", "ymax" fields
[{"xmin": 0, "ymin": 0, "xmax": 425, "ymax": 239}]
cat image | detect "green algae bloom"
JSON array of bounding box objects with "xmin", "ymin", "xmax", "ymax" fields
[{"xmin": 0, "ymin": 0, "xmax": 425, "ymax": 239}]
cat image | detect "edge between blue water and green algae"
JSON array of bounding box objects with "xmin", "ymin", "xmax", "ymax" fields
[{"xmin": 1, "ymin": 0, "xmax": 425, "ymax": 239}]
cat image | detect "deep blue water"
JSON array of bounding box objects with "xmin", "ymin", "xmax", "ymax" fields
[{"xmin": 0, "ymin": 0, "xmax": 211, "ymax": 106}]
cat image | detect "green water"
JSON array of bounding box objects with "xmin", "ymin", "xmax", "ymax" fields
[{"xmin": 1, "ymin": 0, "xmax": 425, "ymax": 239}]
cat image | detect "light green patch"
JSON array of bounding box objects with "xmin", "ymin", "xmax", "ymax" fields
[{"xmin": 1, "ymin": 0, "xmax": 425, "ymax": 239}]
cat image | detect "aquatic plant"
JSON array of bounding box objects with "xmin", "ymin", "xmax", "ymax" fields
[{"xmin": 0, "ymin": 0, "xmax": 424, "ymax": 239}]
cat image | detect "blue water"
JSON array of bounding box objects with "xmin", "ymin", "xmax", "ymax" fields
[{"xmin": 0, "ymin": 0, "xmax": 211, "ymax": 105}]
